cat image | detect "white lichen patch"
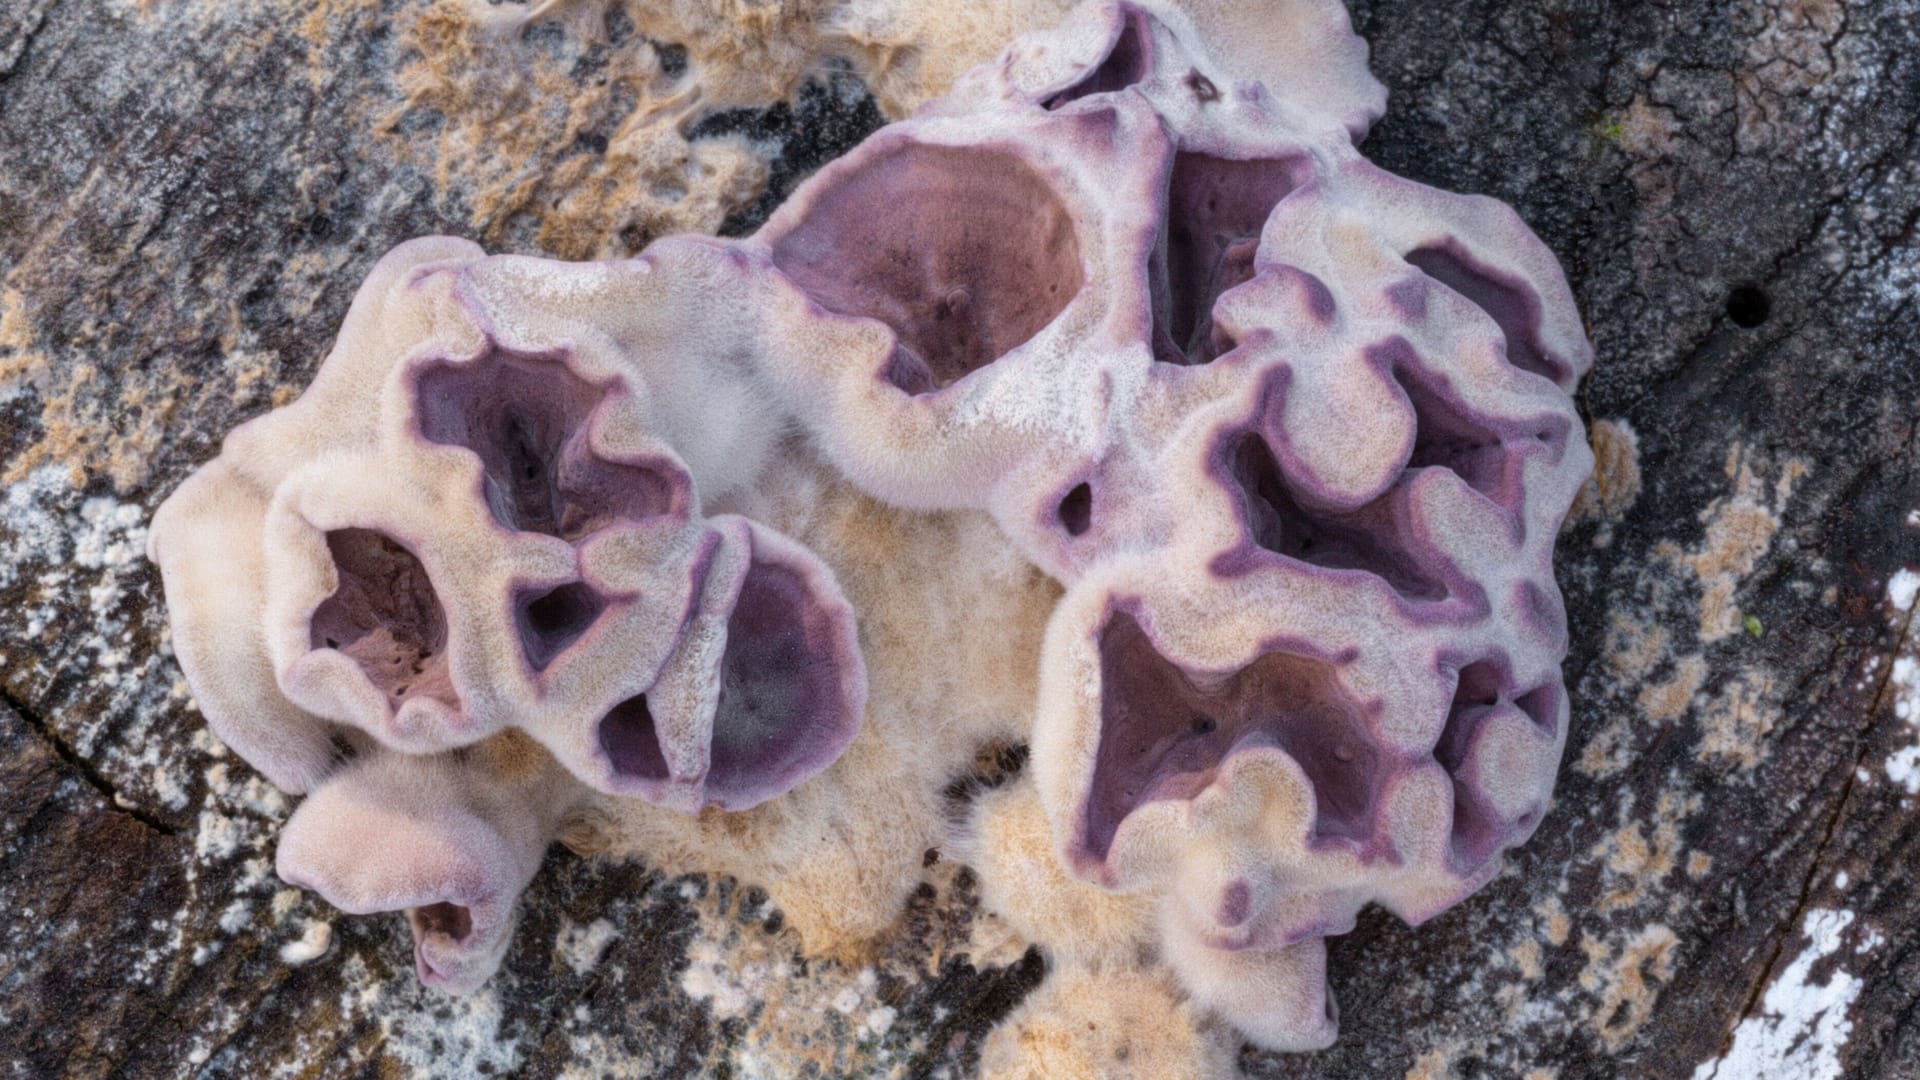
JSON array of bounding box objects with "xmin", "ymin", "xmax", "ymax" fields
[
  {"xmin": 1691, "ymin": 909, "xmax": 1869, "ymax": 1080},
  {"xmin": 1, "ymin": 466, "xmax": 80, "ymax": 593},
  {"xmin": 557, "ymin": 1031, "xmax": 665, "ymax": 1080},
  {"xmin": 325, "ymin": 951, "xmax": 549, "ymax": 1076},
  {"xmin": 675, "ymin": 883, "xmax": 886, "ymax": 1052},
  {"xmin": 1889, "ymin": 569, "xmax": 1920, "ymax": 613},
  {"xmin": 680, "ymin": 935, "xmax": 786, "ymax": 1018},
  {"xmin": 655, "ymin": 858, "xmax": 1001, "ymax": 1076},
  {"xmin": 2, "ymin": 463, "xmax": 202, "ymax": 823},
  {"xmin": 555, "ymin": 917, "xmax": 617, "ymax": 975},
  {"xmin": 1882, "ymin": 655, "xmax": 1920, "ymax": 792},
  {"xmin": 218, "ymin": 898, "xmax": 255, "ymax": 935},
  {"xmin": 384, "ymin": 986, "xmax": 525, "ymax": 1075},
  {"xmin": 71, "ymin": 495, "xmax": 150, "ymax": 571},
  {"xmin": 1880, "ymin": 561, "xmax": 1920, "ymax": 793}
]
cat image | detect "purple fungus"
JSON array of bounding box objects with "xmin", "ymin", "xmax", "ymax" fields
[
  {"xmin": 1153, "ymin": 154, "xmax": 1309, "ymax": 365},
  {"xmin": 1085, "ymin": 611, "xmax": 1378, "ymax": 862},
  {"xmin": 769, "ymin": 143, "xmax": 1084, "ymax": 392},
  {"xmin": 705, "ymin": 542, "xmax": 866, "ymax": 809},
  {"xmin": 309, "ymin": 529, "xmax": 456, "ymax": 710},
  {"xmin": 414, "ymin": 349, "xmax": 684, "ymax": 541},
  {"xmin": 1405, "ymin": 241, "xmax": 1563, "ymax": 383}
]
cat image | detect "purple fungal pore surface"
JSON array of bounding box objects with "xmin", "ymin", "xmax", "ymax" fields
[
  {"xmin": 414, "ymin": 348, "xmax": 683, "ymax": 541},
  {"xmin": 708, "ymin": 560, "xmax": 840, "ymax": 802},
  {"xmin": 599, "ymin": 693, "xmax": 669, "ymax": 783},
  {"xmin": 1155, "ymin": 153, "xmax": 1308, "ymax": 365},
  {"xmin": 146, "ymin": 0, "xmax": 1593, "ymax": 1057},
  {"xmin": 768, "ymin": 143, "xmax": 1084, "ymax": 393},
  {"xmin": 310, "ymin": 528, "xmax": 456, "ymax": 710},
  {"xmin": 1087, "ymin": 611, "xmax": 1376, "ymax": 862}
]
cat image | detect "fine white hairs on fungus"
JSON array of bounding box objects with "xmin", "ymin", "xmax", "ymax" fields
[{"xmin": 147, "ymin": 0, "xmax": 1593, "ymax": 1061}]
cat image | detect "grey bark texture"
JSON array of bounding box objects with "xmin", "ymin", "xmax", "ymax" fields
[{"xmin": 2, "ymin": 0, "xmax": 1918, "ymax": 1076}]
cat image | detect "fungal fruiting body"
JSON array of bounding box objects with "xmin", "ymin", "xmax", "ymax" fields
[{"xmin": 148, "ymin": 0, "xmax": 1592, "ymax": 1059}]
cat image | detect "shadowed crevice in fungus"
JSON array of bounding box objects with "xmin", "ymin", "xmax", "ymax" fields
[
  {"xmin": 1383, "ymin": 345, "xmax": 1541, "ymax": 515},
  {"xmin": 1434, "ymin": 661, "xmax": 1503, "ymax": 868},
  {"xmin": 1084, "ymin": 611, "xmax": 1379, "ymax": 863},
  {"xmin": 1058, "ymin": 482, "xmax": 1094, "ymax": 537},
  {"xmin": 414, "ymin": 349, "xmax": 683, "ymax": 542},
  {"xmin": 1451, "ymin": 659, "xmax": 1504, "ymax": 712},
  {"xmin": 706, "ymin": 556, "xmax": 857, "ymax": 807},
  {"xmin": 311, "ymin": 529, "xmax": 457, "ymax": 708},
  {"xmin": 513, "ymin": 580, "xmax": 606, "ymax": 673},
  {"xmin": 1222, "ymin": 430, "xmax": 1448, "ymax": 602},
  {"xmin": 1405, "ymin": 241, "xmax": 1560, "ymax": 383},
  {"xmin": 1514, "ymin": 683, "xmax": 1559, "ymax": 732},
  {"xmin": 1153, "ymin": 154, "xmax": 1308, "ymax": 365},
  {"xmin": 769, "ymin": 144, "xmax": 1083, "ymax": 393},
  {"xmin": 411, "ymin": 901, "xmax": 473, "ymax": 945},
  {"xmin": 600, "ymin": 693, "xmax": 670, "ymax": 782},
  {"xmin": 1042, "ymin": 8, "xmax": 1152, "ymax": 109},
  {"xmin": 1434, "ymin": 659, "xmax": 1550, "ymax": 870}
]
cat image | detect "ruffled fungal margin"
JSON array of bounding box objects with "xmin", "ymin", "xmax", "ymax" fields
[{"xmin": 147, "ymin": 0, "xmax": 1592, "ymax": 1065}]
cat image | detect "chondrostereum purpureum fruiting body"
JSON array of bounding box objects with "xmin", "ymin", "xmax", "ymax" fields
[{"xmin": 145, "ymin": 0, "xmax": 1593, "ymax": 1067}]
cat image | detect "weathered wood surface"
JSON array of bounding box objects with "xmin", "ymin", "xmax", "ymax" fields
[{"xmin": 2, "ymin": 0, "xmax": 1918, "ymax": 1076}]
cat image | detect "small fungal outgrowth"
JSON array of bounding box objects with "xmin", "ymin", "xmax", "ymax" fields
[{"xmin": 148, "ymin": 0, "xmax": 1591, "ymax": 1062}]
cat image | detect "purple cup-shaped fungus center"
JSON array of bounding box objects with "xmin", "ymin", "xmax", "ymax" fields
[
  {"xmin": 513, "ymin": 580, "xmax": 606, "ymax": 673},
  {"xmin": 706, "ymin": 558, "xmax": 855, "ymax": 806},
  {"xmin": 1153, "ymin": 154, "xmax": 1309, "ymax": 365},
  {"xmin": 310, "ymin": 529, "xmax": 456, "ymax": 708},
  {"xmin": 770, "ymin": 143, "xmax": 1084, "ymax": 393},
  {"xmin": 414, "ymin": 349, "xmax": 682, "ymax": 542},
  {"xmin": 1086, "ymin": 611, "xmax": 1380, "ymax": 863},
  {"xmin": 599, "ymin": 692, "xmax": 669, "ymax": 782}
]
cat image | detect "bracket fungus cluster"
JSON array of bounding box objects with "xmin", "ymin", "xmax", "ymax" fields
[{"xmin": 149, "ymin": 0, "xmax": 1593, "ymax": 1060}]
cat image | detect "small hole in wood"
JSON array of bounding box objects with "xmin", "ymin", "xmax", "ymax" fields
[{"xmin": 1726, "ymin": 283, "xmax": 1770, "ymax": 328}]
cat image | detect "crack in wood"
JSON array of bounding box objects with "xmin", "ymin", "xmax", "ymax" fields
[
  {"xmin": 0, "ymin": 686, "xmax": 183, "ymax": 837},
  {"xmin": 1722, "ymin": 560, "xmax": 1918, "ymax": 1045}
]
